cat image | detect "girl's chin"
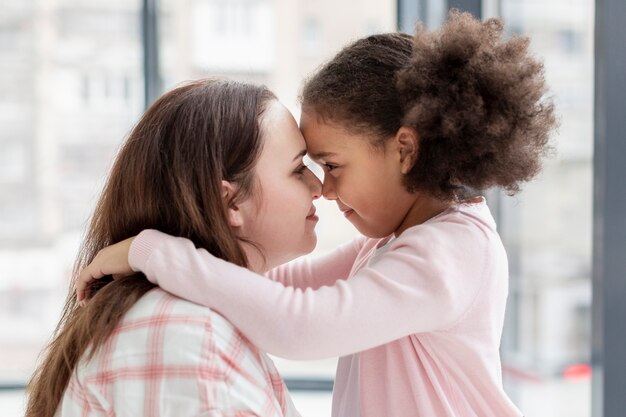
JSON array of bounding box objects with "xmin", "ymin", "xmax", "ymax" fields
[{"xmin": 352, "ymin": 221, "xmax": 390, "ymax": 239}]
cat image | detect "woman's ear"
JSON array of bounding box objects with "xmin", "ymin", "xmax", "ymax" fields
[
  {"xmin": 395, "ymin": 126, "xmax": 420, "ymax": 174},
  {"xmin": 221, "ymin": 180, "xmax": 244, "ymax": 228}
]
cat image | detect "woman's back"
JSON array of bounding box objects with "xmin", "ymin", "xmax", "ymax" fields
[{"xmin": 57, "ymin": 288, "xmax": 299, "ymax": 417}]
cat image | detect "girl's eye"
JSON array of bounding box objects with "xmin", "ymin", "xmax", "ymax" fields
[{"xmin": 324, "ymin": 163, "xmax": 337, "ymax": 172}]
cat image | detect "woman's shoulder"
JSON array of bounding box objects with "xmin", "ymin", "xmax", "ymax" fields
[
  {"xmin": 97, "ymin": 288, "xmax": 255, "ymax": 364},
  {"xmin": 70, "ymin": 289, "xmax": 283, "ymax": 416},
  {"xmin": 77, "ymin": 288, "xmax": 260, "ymax": 384},
  {"xmin": 122, "ymin": 287, "xmax": 218, "ymax": 322}
]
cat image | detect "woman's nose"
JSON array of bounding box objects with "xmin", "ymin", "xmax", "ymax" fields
[{"xmin": 306, "ymin": 168, "xmax": 322, "ymax": 200}]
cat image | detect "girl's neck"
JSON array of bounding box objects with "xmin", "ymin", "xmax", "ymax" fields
[{"xmin": 394, "ymin": 192, "xmax": 454, "ymax": 237}]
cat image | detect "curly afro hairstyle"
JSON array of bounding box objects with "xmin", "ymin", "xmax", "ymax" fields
[{"xmin": 301, "ymin": 10, "xmax": 557, "ymax": 200}]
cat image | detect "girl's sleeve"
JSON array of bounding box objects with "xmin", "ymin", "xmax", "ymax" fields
[
  {"xmin": 266, "ymin": 237, "xmax": 364, "ymax": 289},
  {"xmin": 130, "ymin": 223, "xmax": 497, "ymax": 360}
]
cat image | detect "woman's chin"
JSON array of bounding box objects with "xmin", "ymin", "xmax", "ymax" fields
[
  {"xmin": 269, "ymin": 236, "xmax": 316, "ymax": 268},
  {"xmin": 305, "ymin": 234, "xmax": 318, "ymax": 254},
  {"xmin": 292, "ymin": 235, "xmax": 318, "ymax": 260}
]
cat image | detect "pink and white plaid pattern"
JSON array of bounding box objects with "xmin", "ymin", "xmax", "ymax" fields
[{"xmin": 56, "ymin": 288, "xmax": 300, "ymax": 417}]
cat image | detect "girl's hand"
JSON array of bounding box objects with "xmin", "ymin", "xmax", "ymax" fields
[{"xmin": 75, "ymin": 236, "xmax": 136, "ymax": 305}]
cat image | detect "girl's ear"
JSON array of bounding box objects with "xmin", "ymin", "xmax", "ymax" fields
[
  {"xmin": 395, "ymin": 127, "xmax": 420, "ymax": 174},
  {"xmin": 221, "ymin": 180, "xmax": 244, "ymax": 228}
]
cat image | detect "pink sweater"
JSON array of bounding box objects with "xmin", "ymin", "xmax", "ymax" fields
[{"xmin": 129, "ymin": 199, "xmax": 522, "ymax": 417}]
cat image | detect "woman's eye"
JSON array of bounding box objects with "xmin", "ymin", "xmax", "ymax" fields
[
  {"xmin": 325, "ymin": 163, "xmax": 337, "ymax": 172},
  {"xmin": 294, "ymin": 164, "xmax": 308, "ymax": 175}
]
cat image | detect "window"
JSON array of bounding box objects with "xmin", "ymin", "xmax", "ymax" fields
[
  {"xmin": 496, "ymin": 1, "xmax": 593, "ymax": 416},
  {"xmin": 2, "ymin": 1, "xmax": 609, "ymax": 417},
  {"xmin": 0, "ymin": 0, "xmax": 143, "ymax": 401}
]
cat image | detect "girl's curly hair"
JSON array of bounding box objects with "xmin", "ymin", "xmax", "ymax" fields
[{"xmin": 301, "ymin": 10, "xmax": 557, "ymax": 200}]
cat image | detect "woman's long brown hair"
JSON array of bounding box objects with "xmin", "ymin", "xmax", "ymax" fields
[{"xmin": 25, "ymin": 79, "xmax": 275, "ymax": 416}]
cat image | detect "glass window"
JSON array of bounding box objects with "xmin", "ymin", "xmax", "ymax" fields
[
  {"xmin": 496, "ymin": 1, "xmax": 594, "ymax": 416},
  {"xmin": 0, "ymin": 0, "xmax": 143, "ymax": 404}
]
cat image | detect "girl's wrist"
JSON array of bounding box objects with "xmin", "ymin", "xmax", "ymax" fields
[{"xmin": 128, "ymin": 229, "xmax": 163, "ymax": 272}]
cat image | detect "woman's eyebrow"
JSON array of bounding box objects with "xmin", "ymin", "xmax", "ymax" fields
[{"xmin": 292, "ymin": 149, "xmax": 307, "ymax": 161}]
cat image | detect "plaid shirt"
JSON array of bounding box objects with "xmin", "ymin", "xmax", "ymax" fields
[{"xmin": 56, "ymin": 288, "xmax": 300, "ymax": 417}]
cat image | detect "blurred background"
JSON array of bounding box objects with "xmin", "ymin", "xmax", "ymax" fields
[{"xmin": 0, "ymin": 0, "xmax": 602, "ymax": 415}]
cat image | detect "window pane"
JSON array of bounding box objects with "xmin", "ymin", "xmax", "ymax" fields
[
  {"xmin": 0, "ymin": 0, "xmax": 143, "ymax": 390},
  {"xmin": 497, "ymin": 1, "xmax": 594, "ymax": 416}
]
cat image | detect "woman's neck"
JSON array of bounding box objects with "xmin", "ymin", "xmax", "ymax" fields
[{"xmin": 242, "ymin": 245, "xmax": 269, "ymax": 274}]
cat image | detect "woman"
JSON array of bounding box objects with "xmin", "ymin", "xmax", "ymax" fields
[{"xmin": 25, "ymin": 79, "xmax": 321, "ymax": 416}]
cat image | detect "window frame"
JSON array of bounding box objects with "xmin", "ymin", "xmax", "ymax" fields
[{"xmin": 591, "ymin": 0, "xmax": 626, "ymax": 415}]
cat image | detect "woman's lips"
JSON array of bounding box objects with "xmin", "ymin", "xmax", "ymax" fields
[
  {"xmin": 342, "ymin": 209, "xmax": 354, "ymax": 218},
  {"xmin": 306, "ymin": 207, "xmax": 319, "ymax": 222}
]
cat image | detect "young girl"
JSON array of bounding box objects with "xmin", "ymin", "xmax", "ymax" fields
[
  {"xmin": 27, "ymin": 79, "xmax": 323, "ymax": 416},
  {"xmin": 77, "ymin": 11, "xmax": 556, "ymax": 417}
]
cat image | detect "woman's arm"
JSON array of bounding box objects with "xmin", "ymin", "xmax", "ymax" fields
[{"xmin": 131, "ymin": 219, "xmax": 496, "ymax": 360}]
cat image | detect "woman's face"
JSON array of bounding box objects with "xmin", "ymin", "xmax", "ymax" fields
[{"xmin": 237, "ymin": 100, "xmax": 322, "ymax": 272}]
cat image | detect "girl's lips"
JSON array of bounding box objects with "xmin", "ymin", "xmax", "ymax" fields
[
  {"xmin": 342, "ymin": 209, "xmax": 354, "ymax": 218},
  {"xmin": 306, "ymin": 207, "xmax": 318, "ymax": 222}
]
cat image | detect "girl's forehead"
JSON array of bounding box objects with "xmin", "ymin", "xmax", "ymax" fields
[
  {"xmin": 300, "ymin": 110, "xmax": 352, "ymax": 134},
  {"xmin": 305, "ymin": 133, "xmax": 375, "ymax": 163}
]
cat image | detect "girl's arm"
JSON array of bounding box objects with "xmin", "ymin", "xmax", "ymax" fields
[
  {"xmin": 73, "ymin": 235, "xmax": 363, "ymax": 301},
  {"xmin": 266, "ymin": 237, "xmax": 364, "ymax": 289},
  {"xmin": 131, "ymin": 221, "xmax": 497, "ymax": 360}
]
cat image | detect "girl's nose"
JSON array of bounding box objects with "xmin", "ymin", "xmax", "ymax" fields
[{"xmin": 321, "ymin": 176, "xmax": 337, "ymax": 200}]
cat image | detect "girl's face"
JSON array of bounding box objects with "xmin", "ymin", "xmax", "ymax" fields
[
  {"xmin": 300, "ymin": 110, "xmax": 418, "ymax": 238},
  {"xmin": 237, "ymin": 101, "xmax": 322, "ymax": 272}
]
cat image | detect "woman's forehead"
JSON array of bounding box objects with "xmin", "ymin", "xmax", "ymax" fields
[{"xmin": 259, "ymin": 103, "xmax": 307, "ymax": 159}]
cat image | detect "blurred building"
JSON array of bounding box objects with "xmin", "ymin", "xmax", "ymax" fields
[{"xmin": 499, "ymin": 0, "xmax": 593, "ymax": 377}]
